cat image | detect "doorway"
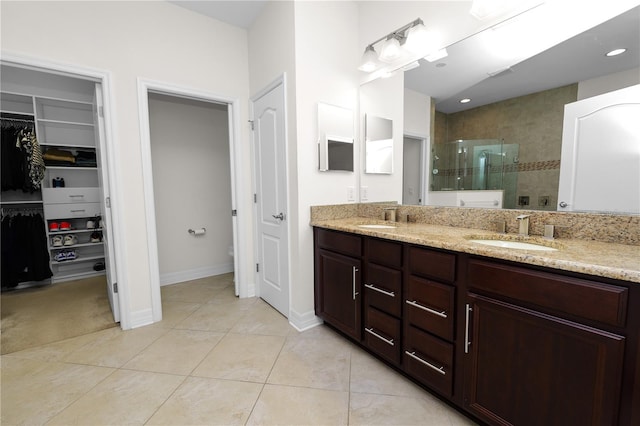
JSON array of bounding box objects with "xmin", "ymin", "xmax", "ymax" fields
[
  {"xmin": 403, "ymin": 135, "xmax": 426, "ymax": 205},
  {"xmin": 137, "ymin": 80, "xmax": 245, "ymax": 324},
  {"xmin": 147, "ymin": 93, "xmax": 234, "ymax": 286}
]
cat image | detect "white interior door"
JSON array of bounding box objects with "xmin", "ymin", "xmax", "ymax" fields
[
  {"xmin": 251, "ymin": 80, "xmax": 289, "ymax": 317},
  {"xmin": 558, "ymin": 84, "xmax": 640, "ymax": 213},
  {"xmin": 403, "ymin": 136, "xmax": 423, "ymax": 205},
  {"xmin": 94, "ymin": 83, "xmax": 119, "ymax": 322}
]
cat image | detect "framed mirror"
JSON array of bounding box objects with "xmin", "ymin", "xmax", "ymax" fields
[
  {"xmin": 317, "ymin": 102, "xmax": 354, "ymax": 172},
  {"xmin": 365, "ymin": 114, "xmax": 393, "ymax": 174}
]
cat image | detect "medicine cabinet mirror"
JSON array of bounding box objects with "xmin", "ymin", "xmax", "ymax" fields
[{"xmin": 365, "ymin": 114, "xmax": 393, "ymax": 174}]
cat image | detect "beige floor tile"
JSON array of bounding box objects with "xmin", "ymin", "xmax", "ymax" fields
[
  {"xmin": 268, "ymin": 334, "xmax": 351, "ymax": 391},
  {"xmin": 161, "ymin": 275, "xmax": 233, "ymax": 303},
  {"xmin": 247, "ymin": 384, "xmax": 348, "ymax": 426},
  {"xmin": 63, "ymin": 325, "xmax": 168, "ymax": 367},
  {"xmin": 176, "ymin": 302, "xmax": 247, "ymax": 332},
  {"xmin": 349, "ymin": 392, "xmax": 454, "ymax": 425},
  {"xmin": 192, "ymin": 333, "xmax": 285, "ymax": 382},
  {"xmin": 47, "ymin": 369, "xmax": 185, "ymax": 425},
  {"xmin": 350, "ymin": 348, "xmax": 426, "ymax": 397},
  {"xmin": 146, "ymin": 377, "xmax": 262, "ymax": 425},
  {"xmin": 0, "ymin": 356, "xmax": 114, "ymax": 425},
  {"xmin": 3, "ymin": 330, "xmax": 108, "ymax": 363},
  {"xmin": 230, "ymin": 302, "xmax": 293, "ymax": 336},
  {"xmin": 449, "ymin": 410, "xmax": 481, "ymax": 425},
  {"xmin": 122, "ymin": 329, "xmax": 224, "ymax": 375},
  {"xmin": 157, "ymin": 300, "xmax": 201, "ymax": 328}
]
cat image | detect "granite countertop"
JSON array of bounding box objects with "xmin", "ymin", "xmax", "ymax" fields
[{"xmin": 311, "ymin": 217, "xmax": 640, "ymax": 283}]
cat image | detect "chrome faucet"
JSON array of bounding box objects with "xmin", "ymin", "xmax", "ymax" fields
[
  {"xmin": 516, "ymin": 215, "xmax": 530, "ymax": 236},
  {"xmin": 383, "ymin": 207, "xmax": 397, "ymax": 222}
]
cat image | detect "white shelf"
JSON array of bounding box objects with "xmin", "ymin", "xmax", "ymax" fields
[
  {"xmin": 51, "ymin": 254, "xmax": 104, "ymax": 265},
  {"xmin": 0, "ymin": 200, "xmax": 43, "ymax": 205},
  {"xmin": 51, "ymin": 270, "xmax": 105, "ymax": 284},
  {"xmin": 45, "ymin": 166, "xmax": 97, "ymax": 171},
  {"xmin": 48, "ymin": 228, "xmax": 103, "ymax": 235},
  {"xmin": 49, "ymin": 241, "xmax": 104, "ymax": 251},
  {"xmin": 38, "ymin": 118, "xmax": 94, "ymax": 128}
]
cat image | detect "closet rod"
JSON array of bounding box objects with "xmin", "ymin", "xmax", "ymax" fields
[{"xmin": 0, "ymin": 116, "xmax": 34, "ymax": 124}]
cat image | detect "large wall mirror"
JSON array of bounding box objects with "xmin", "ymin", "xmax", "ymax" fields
[
  {"xmin": 317, "ymin": 102, "xmax": 354, "ymax": 172},
  {"xmin": 365, "ymin": 114, "xmax": 393, "ymax": 174},
  {"xmin": 370, "ymin": 4, "xmax": 639, "ymax": 213}
]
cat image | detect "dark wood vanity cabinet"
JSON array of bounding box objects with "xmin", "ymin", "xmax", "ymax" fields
[
  {"xmin": 464, "ymin": 258, "xmax": 630, "ymax": 426},
  {"xmin": 314, "ymin": 228, "xmax": 363, "ymax": 340},
  {"xmin": 313, "ymin": 227, "xmax": 639, "ymax": 425}
]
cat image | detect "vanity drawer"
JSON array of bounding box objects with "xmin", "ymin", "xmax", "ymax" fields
[
  {"xmin": 365, "ymin": 307, "xmax": 401, "ymax": 365},
  {"xmin": 405, "ymin": 275, "xmax": 455, "ymax": 341},
  {"xmin": 316, "ymin": 228, "xmax": 362, "ymax": 257},
  {"xmin": 42, "ymin": 187, "xmax": 100, "ymax": 204},
  {"xmin": 367, "ymin": 238, "xmax": 402, "ymax": 268},
  {"xmin": 408, "ymin": 246, "xmax": 456, "ymax": 283},
  {"xmin": 404, "ymin": 324, "xmax": 453, "ymax": 397},
  {"xmin": 468, "ymin": 258, "xmax": 628, "ymax": 327},
  {"xmin": 44, "ymin": 202, "xmax": 101, "ymax": 220},
  {"xmin": 365, "ymin": 263, "xmax": 402, "ymax": 317}
]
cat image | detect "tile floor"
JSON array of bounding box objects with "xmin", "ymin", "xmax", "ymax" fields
[{"xmin": 1, "ymin": 273, "xmax": 479, "ymax": 425}]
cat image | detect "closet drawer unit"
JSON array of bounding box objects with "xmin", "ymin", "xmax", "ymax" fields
[
  {"xmin": 44, "ymin": 202, "xmax": 101, "ymax": 220},
  {"xmin": 404, "ymin": 324, "xmax": 454, "ymax": 397},
  {"xmin": 316, "ymin": 229, "xmax": 362, "ymax": 257},
  {"xmin": 367, "ymin": 238, "xmax": 402, "ymax": 268},
  {"xmin": 42, "ymin": 188, "xmax": 100, "ymax": 205},
  {"xmin": 364, "ymin": 307, "xmax": 401, "ymax": 365},
  {"xmin": 405, "ymin": 275, "xmax": 455, "ymax": 341},
  {"xmin": 408, "ymin": 246, "xmax": 456, "ymax": 283},
  {"xmin": 364, "ymin": 263, "xmax": 402, "ymax": 317}
]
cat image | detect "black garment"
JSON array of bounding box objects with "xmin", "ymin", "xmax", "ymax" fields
[
  {"xmin": 1, "ymin": 213, "xmax": 52, "ymax": 288},
  {"xmin": 1, "ymin": 126, "xmax": 28, "ymax": 191}
]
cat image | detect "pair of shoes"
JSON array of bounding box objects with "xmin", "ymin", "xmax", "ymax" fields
[
  {"xmin": 52, "ymin": 235, "xmax": 63, "ymax": 247},
  {"xmin": 53, "ymin": 249, "xmax": 77, "ymax": 262},
  {"xmin": 87, "ymin": 215, "xmax": 103, "ymax": 229},
  {"xmin": 90, "ymin": 231, "xmax": 103, "ymax": 243},
  {"xmin": 63, "ymin": 234, "xmax": 77, "ymax": 246},
  {"xmin": 49, "ymin": 221, "xmax": 71, "ymax": 232},
  {"xmin": 93, "ymin": 261, "xmax": 105, "ymax": 271}
]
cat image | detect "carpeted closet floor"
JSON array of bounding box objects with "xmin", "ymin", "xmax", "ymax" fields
[{"xmin": 1, "ymin": 276, "xmax": 117, "ymax": 354}]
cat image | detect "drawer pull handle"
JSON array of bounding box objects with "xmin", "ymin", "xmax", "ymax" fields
[
  {"xmin": 405, "ymin": 300, "xmax": 447, "ymax": 318},
  {"xmin": 465, "ymin": 303, "xmax": 473, "ymax": 354},
  {"xmin": 70, "ymin": 209, "xmax": 86, "ymax": 213},
  {"xmin": 365, "ymin": 327, "xmax": 394, "ymax": 346},
  {"xmin": 405, "ymin": 351, "xmax": 446, "ymax": 375},
  {"xmin": 364, "ymin": 283, "xmax": 395, "ymax": 297},
  {"xmin": 69, "ymin": 195, "xmax": 85, "ymax": 198},
  {"xmin": 352, "ymin": 267, "xmax": 359, "ymax": 300}
]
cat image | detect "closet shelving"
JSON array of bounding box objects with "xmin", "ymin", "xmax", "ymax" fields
[{"xmin": 1, "ymin": 90, "xmax": 106, "ymax": 284}]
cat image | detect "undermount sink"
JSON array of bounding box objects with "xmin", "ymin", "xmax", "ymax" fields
[
  {"xmin": 469, "ymin": 239, "xmax": 558, "ymax": 251},
  {"xmin": 358, "ymin": 224, "xmax": 397, "ymax": 229}
]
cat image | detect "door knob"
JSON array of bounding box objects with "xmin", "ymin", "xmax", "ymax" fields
[
  {"xmin": 559, "ymin": 201, "xmax": 568, "ymax": 208},
  {"xmin": 272, "ymin": 213, "xmax": 285, "ymax": 221}
]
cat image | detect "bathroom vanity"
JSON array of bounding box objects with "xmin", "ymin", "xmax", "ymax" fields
[{"xmin": 312, "ymin": 210, "xmax": 639, "ymax": 426}]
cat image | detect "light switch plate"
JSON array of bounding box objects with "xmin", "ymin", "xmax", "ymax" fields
[
  {"xmin": 361, "ymin": 186, "xmax": 369, "ymax": 201},
  {"xmin": 347, "ymin": 186, "xmax": 355, "ymax": 201}
]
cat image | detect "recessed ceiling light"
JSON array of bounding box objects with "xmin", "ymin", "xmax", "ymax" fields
[
  {"xmin": 460, "ymin": 98, "xmax": 472, "ymax": 104},
  {"xmin": 606, "ymin": 48, "xmax": 627, "ymax": 57}
]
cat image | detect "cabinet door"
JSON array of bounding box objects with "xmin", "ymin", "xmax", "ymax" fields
[
  {"xmin": 465, "ymin": 294, "xmax": 625, "ymax": 426},
  {"xmin": 316, "ymin": 249, "xmax": 362, "ymax": 340}
]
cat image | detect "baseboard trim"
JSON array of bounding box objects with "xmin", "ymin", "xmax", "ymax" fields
[
  {"xmin": 129, "ymin": 308, "xmax": 154, "ymax": 329},
  {"xmin": 289, "ymin": 308, "xmax": 323, "ymax": 332},
  {"xmin": 160, "ymin": 264, "xmax": 234, "ymax": 286}
]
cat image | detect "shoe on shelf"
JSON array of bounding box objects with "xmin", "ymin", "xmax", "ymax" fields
[
  {"xmin": 52, "ymin": 235, "xmax": 63, "ymax": 247},
  {"xmin": 53, "ymin": 251, "xmax": 67, "ymax": 262},
  {"xmin": 93, "ymin": 261, "xmax": 105, "ymax": 271},
  {"xmin": 86, "ymin": 220, "xmax": 95, "ymax": 229},
  {"xmin": 90, "ymin": 231, "xmax": 103, "ymax": 243},
  {"xmin": 65, "ymin": 250, "xmax": 77, "ymax": 261},
  {"xmin": 49, "ymin": 222, "xmax": 59, "ymax": 232},
  {"xmin": 60, "ymin": 221, "xmax": 72, "ymax": 231},
  {"xmin": 63, "ymin": 234, "xmax": 77, "ymax": 246}
]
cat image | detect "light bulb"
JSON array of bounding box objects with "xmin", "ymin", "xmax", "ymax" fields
[
  {"xmin": 379, "ymin": 36, "xmax": 402, "ymax": 63},
  {"xmin": 358, "ymin": 45, "xmax": 378, "ymax": 72},
  {"xmin": 404, "ymin": 22, "xmax": 429, "ymax": 54}
]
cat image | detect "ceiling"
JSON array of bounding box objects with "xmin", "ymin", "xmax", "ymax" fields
[
  {"xmin": 405, "ymin": 5, "xmax": 640, "ymax": 113},
  {"xmin": 169, "ymin": 0, "xmax": 268, "ymax": 29}
]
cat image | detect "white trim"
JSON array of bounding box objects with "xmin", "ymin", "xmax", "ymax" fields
[
  {"xmin": 129, "ymin": 308, "xmax": 154, "ymax": 329},
  {"xmin": 403, "ymin": 131, "xmax": 429, "ymax": 206},
  {"xmin": 136, "ymin": 78, "xmax": 248, "ymax": 324},
  {"xmin": 160, "ymin": 264, "xmax": 234, "ymax": 287},
  {"xmin": 250, "ymin": 74, "xmax": 292, "ymax": 318},
  {"xmin": 1, "ymin": 52, "xmax": 130, "ymax": 330},
  {"xmin": 289, "ymin": 309, "xmax": 324, "ymax": 332}
]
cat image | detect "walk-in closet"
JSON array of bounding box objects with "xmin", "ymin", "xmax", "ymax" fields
[{"xmin": 1, "ymin": 63, "xmax": 117, "ymax": 353}]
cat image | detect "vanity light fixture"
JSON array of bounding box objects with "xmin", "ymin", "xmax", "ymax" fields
[
  {"xmin": 606, "ymin": 48, "xmax": 627, "ymax": 57},
  {"xmin": 358, "ymin": 18, "xmax": 443, "ymax": 75}
]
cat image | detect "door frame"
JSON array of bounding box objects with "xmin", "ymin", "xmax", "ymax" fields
[
  {"xmin": 403, "ymin": 131, "xmax": 429, "ymax": 205},
  {"xmin": 137, "ymin": 78, "xmax": 247, "ymax": 323},
  {"xmin": 249, "ymin": 74, "xmax": 291, "ymax": 315},
  {"xmin": 0, "ymin": 52, "xmax": 129, "ymax": 328}
]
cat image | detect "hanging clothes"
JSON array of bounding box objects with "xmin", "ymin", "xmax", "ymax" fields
[
  {"xmin": 0, "ymin": 118, "xmax": 45, "ymax": 193},
  {"xmin": 1, "ymin": 210, "xmax": 53, "ymax": 288}
]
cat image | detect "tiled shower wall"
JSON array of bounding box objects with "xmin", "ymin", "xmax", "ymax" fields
[{"xmin": 434, "ymin": 84, "xmax": 578, "ymax": 210}]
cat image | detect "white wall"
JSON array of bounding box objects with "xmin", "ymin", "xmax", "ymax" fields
[
  {"xmin": 577, "ymin": 67, "xmax": 640, "ymax": 100},
  {"xmin": 148, "ymin": 94, "xmax": 233, "ymax": 285},
  {"xmin": 1, "ymin": 1, "xmax": 252, "ymax": 327}
]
